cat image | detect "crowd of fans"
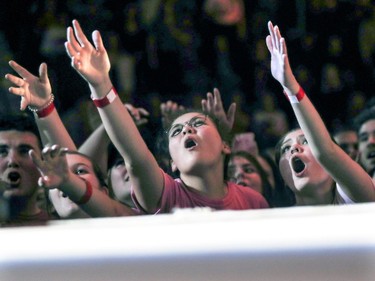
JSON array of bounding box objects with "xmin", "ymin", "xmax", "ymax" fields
[{"xmin": 0, "ymin": 0, "xmax": 374, "ymax": 226}]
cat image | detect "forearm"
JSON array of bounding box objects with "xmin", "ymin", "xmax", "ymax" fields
[
  {"xmin": 89, "ymin": 82, "xmax": 164, "ymax": 211},
  {"xmin": 59, "ymin": 175, "xmax": 135, "ymax": 217},
  {"xmin": 78, "ymin": 124, "xmax": 109, "ymax": 173},
  {"xmin": 288, "ymin": 88, "xmax": 336, "ymax": 161},
  {"xmin": 35, "ymin": 109, "xmax": 77, "ymax": 150}
]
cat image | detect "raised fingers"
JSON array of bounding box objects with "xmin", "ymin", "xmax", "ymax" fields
[
  {"xmin": 8, "ymin": 60, "xmax": 32, "ymax": 79},
  {"xmin": 66, "ymin": 26, "xmax": 82, "ymax": 54},
  {"xmin": 72, "ymin": 20, "xmax": 91, "ymax": 48}
]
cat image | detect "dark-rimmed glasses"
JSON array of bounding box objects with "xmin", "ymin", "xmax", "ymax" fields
[{"xmin": 165, "ymin": 115, "xmax": 207, "ymax": 138}]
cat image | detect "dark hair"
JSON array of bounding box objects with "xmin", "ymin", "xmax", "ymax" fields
[
  {"xmin": 332, "ymin": 124, "xmax": 357, "ymax": 138},
  {"xmin": 229, "ymin": 151, "xmax": 275, "ymax": 206},
  {"xmin": 353, "ymin": 108, "xmax": 375, "ymax": 133},
  {"xmin": 0, "ymin": 112, "xmax": 42, "ymax": 148},
  {"xmin": 274, "ymin": 127, "xmax": 301, "ymax": 166}
]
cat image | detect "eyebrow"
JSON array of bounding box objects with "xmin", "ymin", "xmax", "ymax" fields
[
  {"xmin": 0, "ymin": 144, "xmax": 35, "ymax": 150},
  {"xmin": 18, "ymin": 144, "xmax": 35, "ymax": 150},
  {"xmin": 282, "ymin": 134, "xmax": 305, "ymax": 146},
  {"xmin": 171, "ymin": 114, "xmax": 206, "ymax": 126}
]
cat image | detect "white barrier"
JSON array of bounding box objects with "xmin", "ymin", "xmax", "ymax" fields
[{"xmin": 1, "ymin": 203, "xmax": 375, "ymax": 281}]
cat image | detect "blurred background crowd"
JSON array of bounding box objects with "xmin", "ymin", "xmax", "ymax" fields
[{"xmin": 0, "ymin": 0, "xmax": 374, "ymax": 153}]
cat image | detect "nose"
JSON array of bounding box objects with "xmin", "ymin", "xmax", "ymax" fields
[
  {"xmin": 368, "ymin": 133, "xmax": 375, "ymax": 144},
  {"xmin": 7, "ymin": 151, "xmax": 20, "ymax": 168},
  {"xmin": 182, "ymin": 123, "xmax": 195, "ymax": 135},
  {"xmin": 290, "ymin": 145, "xmax": 301, "ymax": 155},
  {"xmin": 234, "ymin": 167, "xmax": 244, "ymax": 179}
]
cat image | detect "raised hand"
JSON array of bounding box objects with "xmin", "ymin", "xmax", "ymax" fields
[
  {"xmin": 29, "ymin": 145, "xmax": 70, "ymax": 189},
  {"xmin": 125, "ymin": 104, "xmax": 150, "ymax": 126},
  {"xmin": 160, "ymin": 100, "xmax": 185, "ymax": 129},
  {"xmin": 265, "ymin": 21, "xmax": 298, "ymax": 93},
  {"xmin": 202, "ymin": 88, "xmax": 236, "ymax": 133},
  {"xmin": 65, "ymin": 20, "xmax": 111, "ymax": 89},
  {"xmin": 5, "ymin": 61, "xmax": 52, "ymax": 110}
]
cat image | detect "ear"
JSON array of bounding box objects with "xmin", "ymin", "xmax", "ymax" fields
[
  {"xmin": 170, "ymin": 159, "xmax": 178, "ymax": 173},
  {"xmin": 222, "ymin": 141, "xmax": 231, "ymax": 155},
  {"xmin": 101, "ymin": 186, "xmax": 109, "ymax": 195}
]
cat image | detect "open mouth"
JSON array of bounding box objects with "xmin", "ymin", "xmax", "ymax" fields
[
  {"xmin": 8, "ymin": 171, "xmax": 21, "ymax": 187},
  {"xmin": 367, "ymin": 151, "xmax": 375, "ymax": 160},
  {"xmin": 292, "ymin": 157, "xmax": 306, "ymax": 174},
  {"xmin": 184, "ymin": 138, "xmax": 197, "ymax": 149},
  {"xmin": 236, "ymin": 180, "xmax": 248, "ymax": 187}
]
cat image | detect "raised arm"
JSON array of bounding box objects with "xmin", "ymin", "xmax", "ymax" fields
[
  {"xmin": 78, "ymin": 104, "xmax": 149, "ymax": 174},
  {"xmin": 5, "ymin": 61, "xmax": 76, "ymax": 150},
  {"xmin": 29, "ymin": 146, "xmax": 135, "ymax": 217},
  {"xmin": 65, "ymin": 20, "xmax": 163, "ymax": 212},
  {"xmin": 266, "ymin": 21, "xmax": 375, "ymax": 202}
]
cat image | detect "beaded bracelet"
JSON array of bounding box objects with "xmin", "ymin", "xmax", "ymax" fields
[
  {"xmin": 28, "ymin": 93, "xmax": 55, "ymax": 118},
  {"xmin": 75, "ymin": 178, "xmax": 93, "ymax": 205},
  {"xmin": 283, "ymin": 87, "xmax": 305, "ymax": 104},
  {"xmin": 91, "ymin": 87, "xmax": 118, "ymax": 108}
]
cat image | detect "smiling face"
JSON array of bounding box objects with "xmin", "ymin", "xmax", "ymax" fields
[
  {"xmin": 167, "ymin": 112, "xmax": 230, "ymax": 175},
  {"xmin": 358, "ymin": 119, "xmax": 375, "ymax": 175},
  {"xmin": 0, "ymin": 130, "xmax": 41, "ymax": 198},
  {"xmin": 277, "ymin": 129, "xmax": 332, "ymax": 194},
  {"xmin": 227, "ymin": 155, "xmax": 263, "ymax": 193}
]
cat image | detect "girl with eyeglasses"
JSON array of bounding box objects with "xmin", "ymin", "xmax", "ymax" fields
[{"xmin": 61, "ymin": 20, "xmax": 269, "ymax": 214}]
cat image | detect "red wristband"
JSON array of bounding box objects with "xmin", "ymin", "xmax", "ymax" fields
[
  {"xmin": 284, "ymin": 86, "xmax": 305, "ymax": 104},
  {"xmin": 28, "ymin": 93, "xmax": 55, "ymax": 118},
  {"xmin": 91, "ymin": 87, "xmax": 118, "ymax": 108},
  {"xmin": 35, "ymin": 102, "xmax": 55, "ymax": 118},
  {"xmin": 75, "ymin": 179, "xmax": 93, "ymax": 205}
]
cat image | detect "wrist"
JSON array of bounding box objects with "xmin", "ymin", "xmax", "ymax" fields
[
  {"xmin": 283, "ymin": 86, "xmax": 305, "ymax": 104},
  {"xmin": 91, "ymin": 87, "xmax": 118, "ymax": 108},
  {"xmin": 28, "ymin": 94, "xmax": 55, "ymax": 118},
  {"xmin": 74, "ymin": 178, "xmax": 93, "ymax": 205}
]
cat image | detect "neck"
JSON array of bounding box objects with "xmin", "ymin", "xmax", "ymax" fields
[
  {"xmin": 295, "ymin": 180, "xmax": 336, "ymax": 206},
  {"xmin": 180, "ymin": 164, "xmax": 227, "ymax": 199},
  {"xmin": 8, "ymin": 192, "xmax": 41, "ymax": 219}
]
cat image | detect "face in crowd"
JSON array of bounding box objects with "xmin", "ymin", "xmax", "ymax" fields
[
  {"xmin": 0, "ymin": 130, "xmax": 41, "ymax": 200},
  {"xmin": 333, "ymin": 130, "xmax": 359, "ymax": 160},
  {"xmin": 167, "ymin": 112, "xmax": 230, "ymax": 174},
  {"xmin": 48, "ymin": 152, "xmax": 108, "ymax": 218},
  {"xmin": 358, "ymin": 119, "xmax": 375, "ymax": 177},
  {"xmin": 227, "ymin": 155, "xmax": 263, "ymax": 194},
  {"xmin": 276, "ymin": 129, "xmax": 333, "ymax": 194}
]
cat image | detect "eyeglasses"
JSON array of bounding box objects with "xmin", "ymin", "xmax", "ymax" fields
[{"xmin": 165, "ymin": 115, "xmax": 207, "ymax": 138}]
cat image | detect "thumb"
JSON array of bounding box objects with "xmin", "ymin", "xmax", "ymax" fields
[{"xmin": 39, "ymin": 63, "xmax": 49, "ymax": 84}]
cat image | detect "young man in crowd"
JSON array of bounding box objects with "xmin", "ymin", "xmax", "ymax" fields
[{"xmin": 0, "ymin": 113, "xmax": 53, "ymax": 226}]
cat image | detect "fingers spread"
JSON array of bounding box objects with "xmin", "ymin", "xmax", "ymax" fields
[
  {"xmin": 8, "ymin": 60, "xmax": 31, "ymax": 79},
  {"xmin": 66, "ymin": 26, "xmax": 81, "ymax": 53},
  {"xmin": 92, "ymin": 30, "xmax": 104, "ymax": 52}
]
